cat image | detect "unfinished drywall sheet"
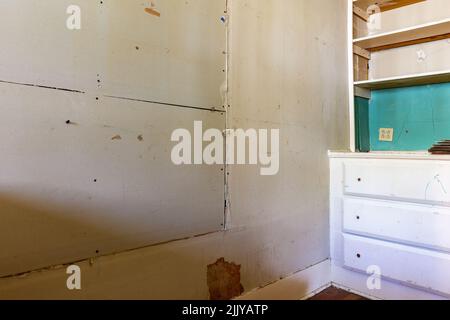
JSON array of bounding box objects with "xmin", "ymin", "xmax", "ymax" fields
[
  {"xmin": 0, "ymin": 0, "xmax": 226, "ymax": 277},
  {"xmin": 0, "ymin": 0, "xmax": 100, "ymax": 92},
  {"xmin": 0, "ymin": 82, "xmax": 225, "ymax": 277},
  {"xmin": 99, "ymin": 0, "xmax": 226, "ymax": 110},
  {"xmin": 228, "ymin": 0, "xmax": 349, "ymax": 228},
  {"xmin": 0, "ymin": 0, "xmax": 226, "ymax": 109}
]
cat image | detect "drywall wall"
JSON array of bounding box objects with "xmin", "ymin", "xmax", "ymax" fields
[
  {"xmin": 0, "ymin": 0, "xmax": 226, "ymax": 109},
  {"xmin": 0, "ymin": 0, "xmax": 349, "ymax": 299},
  {"xmin": 0, "ymin": 83, "xmax": 226, "ymax": 276},
  {"xmin": 0, "ymin": 0, "xmax": 226, "ymax": 277}
]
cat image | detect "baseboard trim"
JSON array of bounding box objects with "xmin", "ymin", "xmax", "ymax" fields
[
  {"xmin": 236, "ymin": 260, "xmax": 449, "ymax": 300},
  {"xmin": 236, "ymin": 259, "xmax": 331, "ymax": 300},
  {"xmin": 331, "ymin": 264, "xmax": 447, "ymax": 300}
]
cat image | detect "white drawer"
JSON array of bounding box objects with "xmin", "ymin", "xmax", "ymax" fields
[
  {"xmin": 344, "ymin": 234, "xmax": 450, "ymax": 297},
  {"xmin": 343, "ymin": 160, "xmax": 450, "ymax": 205},
  {"xmin": 343, "ymin": 198, "xmax": 450, "ymax": 252}
]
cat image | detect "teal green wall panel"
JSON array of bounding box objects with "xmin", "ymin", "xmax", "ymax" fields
[
  {"xmin": 355, "ymin": 97, "xmax": 370, "ymax": 152},
  {"xmin": 369, "ymin": 83, "xmax": 450, "ymax": 151}
]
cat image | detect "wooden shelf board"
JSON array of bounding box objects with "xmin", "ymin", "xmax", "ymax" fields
[
  {"xmin": 354, "ymin": 70, "xmax": 450, "ymax": 90},
  {"xmin": 353, "ymin": 0, "xmax": 425, "ymax": 12},
  {"xmin": 353, "ymin": 18, "xmax": 450, "ymax": 51}
]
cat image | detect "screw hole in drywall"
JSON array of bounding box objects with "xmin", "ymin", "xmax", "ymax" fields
[
  {"xmin": 357, "ymin": 253, "xmax": 361, "ymax": 258},
  {"xmin": 358, "ymin": 178, "xmax": 362, "ymax": 182},
  {"xmin": 356, "ymin": 216, "xmax": 360, "ymax": 220}
]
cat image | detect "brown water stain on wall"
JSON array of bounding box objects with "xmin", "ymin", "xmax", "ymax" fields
[{"xmin": 207, "ymin": 258, "xmax": 244, "ymax": 300}]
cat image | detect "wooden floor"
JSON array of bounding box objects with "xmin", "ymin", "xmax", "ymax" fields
[{"xmin": 309, "ymin": 286, "xmax": 368, "ymax": 300}]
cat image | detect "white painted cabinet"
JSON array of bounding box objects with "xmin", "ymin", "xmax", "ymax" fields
[
  {"xmin": 343, "ymin": 161, "xmax": 450, "ymax": 205},
  {"xmin": 343, "ymin": 234, "xmax": 450, "ymax": 296},
  {"xmin": 343, "ymin": 198, "xmax": 450, "ymax": 252},
  {"xmin": 330, "ymin": 152, "xmax": 450, "ymax": 299}
]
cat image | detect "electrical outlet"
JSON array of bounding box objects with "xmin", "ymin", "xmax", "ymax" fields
[{"xmin": 379, "ymin": 128, "xmax": 394, "ymax": 142}]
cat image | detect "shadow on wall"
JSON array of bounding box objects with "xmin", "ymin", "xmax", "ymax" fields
[
  {"xmin": 0, "ymin": 193, "xmax": 250, "ymax": 299},
  {"xmin": 0, "ymin": 193, "xmax": 140, "ymax": 276},
  {"xmin": 0, "ymin": 192, "xmax": 317, "ymax": 300}
]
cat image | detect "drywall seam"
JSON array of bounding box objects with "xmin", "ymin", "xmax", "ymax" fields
[
  {"xmin": 0, "ymin": 79, "xmax": 85, "ymax": 94},
  {"xmin": 223, "ymin": 0, "xmax": 232, "ymax": 230},
  {"xmin": 103, "ymin": 94, "xmax": 224, "ymax": 113},
  {"xmin": 0, "ymin": 229, "xmax": 220, "ymax": 281}
]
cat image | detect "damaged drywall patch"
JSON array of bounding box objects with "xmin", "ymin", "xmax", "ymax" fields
[{"xmin": 207, "ymin": 258, "xmax": 244, "ymax": 300}]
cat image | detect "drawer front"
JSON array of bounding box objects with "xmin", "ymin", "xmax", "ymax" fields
[
  {"xmin": 344, "ymin": 234, "xmax": 450, "ymax": 296},
  {"xmin": 343, "ymin": 198, "xmax": 450, "ymax": 252},
  {"xmin": 343, "ymin": 160, "xmax": 450, "ymax": 205}
]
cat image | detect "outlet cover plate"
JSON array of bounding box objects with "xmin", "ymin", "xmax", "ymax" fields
[{"xmin": 379, "ymin": 128, "xmax": 394, "ymax": 142}]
